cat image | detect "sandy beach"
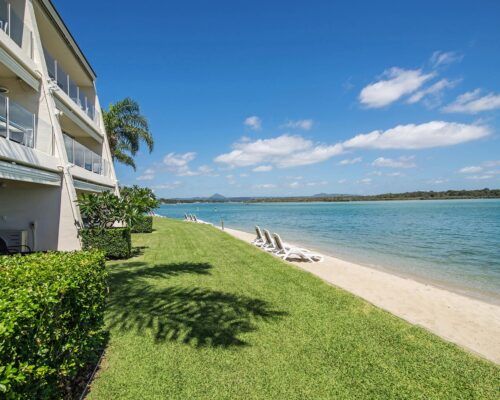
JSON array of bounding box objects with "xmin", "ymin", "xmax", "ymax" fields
[{"xmin": 223, "ymin": 227, "xmax": 500, "ymax": 364}]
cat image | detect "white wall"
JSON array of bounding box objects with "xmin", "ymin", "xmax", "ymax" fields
[{"xmin": 0, "ymin": 180, "xmax": 61, "ymax": 250}]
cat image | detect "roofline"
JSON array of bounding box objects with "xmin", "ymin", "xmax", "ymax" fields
[{"xmin": 37, "ymin": 0, "xmax": 97, "ymax": 80}]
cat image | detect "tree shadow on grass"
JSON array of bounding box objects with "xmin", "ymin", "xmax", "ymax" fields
[
  {"xmin": 131, "ymin": 245, "xmax": 149, "ymax": 257},
  {"xmin": 109, "ymin": 262, "xmax": 213, "ymax": 285},
  {"xmin": 106, "ymin": 262, "xmax": 287, "ymax": 348}
]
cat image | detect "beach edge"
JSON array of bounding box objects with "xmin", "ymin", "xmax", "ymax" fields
[{"xmin": 222, "ymin": 226, "xmax": 500, "ymax": 365}]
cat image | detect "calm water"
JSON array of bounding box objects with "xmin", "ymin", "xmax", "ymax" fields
[{"xmin": 157, "ymin": 200, "xmax": 500, "ymax": 303}]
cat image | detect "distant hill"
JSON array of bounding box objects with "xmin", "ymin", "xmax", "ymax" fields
[
  {"xmin": 159, "ymin": 188, "xmax": 500, "ymax": 204},
  {"xmin": 312, "ymin": 193, "xmax": 349, "ymax": 198},
  {"xmin": 209, "ymin": 193, "xmax": 226, "ymax": 200}
]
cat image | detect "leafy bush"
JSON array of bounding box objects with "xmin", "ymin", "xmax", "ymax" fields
[
  {"xmin": 0, "ymin": 251, "xmax": 107, "ymax": 399},
  {"xmin": 80, "ymin": 228, "xmax": 131, "ymax": 259},
  {"xmin": 78, "ymin": 186, "xmax": 158, "ymax": 231},
  {"xmin": 120, "ymin": 185, "xmax": 159, "ymax": 215},
  {"xmin": 130, "ymin": 215, "xmax": 153, "ymax": 233},
  {"xmin": 78, "ymin": 191, "xmax": 126, "ymax": 229}
]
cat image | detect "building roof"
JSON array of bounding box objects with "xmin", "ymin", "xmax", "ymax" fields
[{"xmin": 38, "ymin": 0, "xmax": 97, "ymax": 80}]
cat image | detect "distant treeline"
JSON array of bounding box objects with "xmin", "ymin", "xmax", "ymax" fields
[
  {"xmin": 159, "ymin": 188, "xmax": 500, "ymax": 204},
  {"xmin": 249, "ymin": 189, "xmax": 500, "ymax": 203}
]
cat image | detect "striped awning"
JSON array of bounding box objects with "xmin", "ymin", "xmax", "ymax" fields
[
  {"xmin": 73, "ymin": 178, "xmax": 113, "ymax": 193},
  {"xmin": 0, "ymin": 159, "xmax": 60, "ymax": 186}
]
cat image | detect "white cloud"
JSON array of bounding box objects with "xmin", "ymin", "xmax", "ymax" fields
[
  {"xmin": 254, "ymin": 183, "xmax": 276, "ymax": 189},
  {"xmin": 214, "ymin": 134, "xmax": 343, "ymax": 169},
  {"xmin": 215, "ymin": 135, "xmax": 310, "ymax": 167},
  {"xmin": 161, "ymin": 153, "xmax": 217, "ymax": 176},
  {"xmin": 484, "ymin": 160, "xmax": 500, "ymax": 167},
  {"xmin": 442, "ymin": 89, "xmax": 500, "ymax": 114},
  {"xmin": 136, "ymin": 174, "xmax": 154, "ymax": 181},
  {"xmin": 239, "ymin": 173, "xmax": 249, "ymax": 177},
  {"xmin": 407, "ymin": 79, "xmax": 458, "ymax": 105},
  {"xmin": 372, "ymin": 156, "xmax": 416, "ymax": 168},
  {"xmin": 215, "ymin": 122, "xmax": 489, "ymax": 171},
  {"xmin": 338, "ymin": 179, "xmax": 347, "ymax": 184},
  {"xmin": 281, "ymin": 119, "xmax": 314, "ymax": 130},
  {"xmin": 253, "ymin": 165, "xmax": 273, "ymax": 172},
  {"xmin": 339, "ymin": 157, "xmax": 362, "ymax": 165},
  {"xmin": 343, "ymin": 121, "xmax": 490, "ymax": 150},
  {"xmin": 430, "ymin": 51, "xmax": 463, "ymax": 68},
  {"xmin": 306, "ymin": 180, "xmax": 328, "ymax": 186},
  {"xmin": 244, "ymin": 116, "xmax": 262, "ymax": 130},
  {"xmin": 359, "ymin": 68, "xmax": 435, "ymax": 108},
  {"xmin": 428, "ymin": 178, "xmax": 448, "ymax": 184},
  {"xmin": 152, "ymin": 181, "xmax": 182, "ymax": 190},
  {"xmin": 466, "ymin": 175, "xmax": 494, "ymax": 180},
  {"xmin": 357, "ymin": 178, "xmax": 372, "ymax": 184},
  {"xmin": 288, "ymin": 181, "xmax": 301, "ymax": 188},
  {"xmin": 386, "ymin": 172, "xmax": 404, "ymax": 177},
  {"xmin": 163, "ymin": 152, "xmax": 197, "ymax": 176},
  {"xmin": 459, "ymin": 166, "xmax": 483, "ymax": 174},
  {"xmin": 278, "ymin": 144, "xmax": 344, "ymax": 168}
]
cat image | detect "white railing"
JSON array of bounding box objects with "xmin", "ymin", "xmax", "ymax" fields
[
  {"xmin": 0, "ymin": 0, "xmax": 33, "ymax": 59},
  {"xmin": 44, "ymin": 48, "xmax": 99, "ymax": 124},
  {"xmin": 63, "ymin": 133, "xmax": 108, "ymax": 176},
  {"xmin": 0, "ymin": 93, "xmax": 35, "ymax": 148}
]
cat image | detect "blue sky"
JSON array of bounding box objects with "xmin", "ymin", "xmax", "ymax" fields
[{"xmin": 55, "ymin": 0, "xmax": 500, "ymax": 197}]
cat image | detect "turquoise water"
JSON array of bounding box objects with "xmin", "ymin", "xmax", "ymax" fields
[{"xmin": 157, "ymin": 200, "xmax": 500, "ymax": 303}]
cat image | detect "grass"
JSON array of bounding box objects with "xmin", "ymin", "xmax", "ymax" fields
[{"xmin": 87, "ymin": 218, "xmax": 499, "ymax": 399}]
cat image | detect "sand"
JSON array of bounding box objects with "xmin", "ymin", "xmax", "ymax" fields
[{"xmin": 223, "ymin": 227, "xmax": 500, "ymax": 364}]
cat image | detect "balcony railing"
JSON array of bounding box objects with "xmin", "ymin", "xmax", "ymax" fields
[
  {"xmin": 63, "ymin": 133, "xmax": 108, "ymax": 176},
  {"xmin": 0, "ymin": 92, "xmax": 35, "ymax": 148},
  {"xmin": 43, "ymin": 48, "xmax": 99, "ymax": 125},
  {"xmin": 0, "ymin": 0, "xmax": 33, "ymax": 59}
]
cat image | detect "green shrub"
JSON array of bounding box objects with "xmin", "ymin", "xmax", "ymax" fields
[
  {"xmin": 131, "ymin": 215, "xmax": 153, "ymax": 233},
  {"xmin": 80, "ymin": 228, "xmax": 131, "ymax": 259},
  {"xmin": 0, "ymin": 251, "xmax": 107, "ymax": 399}
]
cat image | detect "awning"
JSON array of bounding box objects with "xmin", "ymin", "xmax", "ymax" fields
[
  {"xmin": 73, "ymin": 178, "xmax": 113, "ymax": 193},
  {"xmin": 0, "ymin": 48, "xmax": 40, "ymax": 91},
  {"xmin": 54, "ymin": 97, "xmax": 103, "ymax": 143},
  {"xmin": 0, "ymin": 159, "xmax": 61, "ymax": 186}
]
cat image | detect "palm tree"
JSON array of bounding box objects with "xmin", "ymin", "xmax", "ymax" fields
[{"xmin": 103, "ymin": 98, "xmax": 154, "ymax": 170}]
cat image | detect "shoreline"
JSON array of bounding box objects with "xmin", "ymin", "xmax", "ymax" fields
[{"xmin": 222, "ymin": 226, "xmax": 500, "ymax": 364}]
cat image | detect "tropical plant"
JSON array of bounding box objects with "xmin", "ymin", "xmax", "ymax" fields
[
  {"xmin": 102, "ymin": 98, "xmax": 154, "ymax": 170},
  {"xmin": 120, "ymin": 185, "xmax": 159, "ymax": 215},
  {"xmin": 77, "ymin": 192, "xmax": 127, "ymax": 229}
]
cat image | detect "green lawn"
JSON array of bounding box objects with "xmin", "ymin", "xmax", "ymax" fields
[{"xmin": 87, "ymin": 218, "xmax": 499, "ymax": 399}]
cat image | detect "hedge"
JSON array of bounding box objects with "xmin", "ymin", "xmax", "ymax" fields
[
  {"xmin": 80, "ymin": 227, "xmax": 131, "ymax": 259},
  {"xmin": 0, "ymin": 251, "xmax": 107, "ymax": 399},
  {"xmin": 130, "ymin": 215, "xmax": 153, "ymax": 233}
]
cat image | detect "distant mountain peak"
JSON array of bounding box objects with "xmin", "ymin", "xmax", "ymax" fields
[{"xmin": 209, "ymin": 193, "xmax": 226, "ymax": 200}]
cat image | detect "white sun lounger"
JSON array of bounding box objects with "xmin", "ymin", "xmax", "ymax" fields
[
  {"xmin": 272, "ymin": 233, "xmax": 323, "ymax": 262},
  {"xmin": 252, "ymin": 226, "xmax": 266, "ymax": 247},
  {"xmin": 262, "ymin": 229, "xmax": 278, "ymax": 252}
]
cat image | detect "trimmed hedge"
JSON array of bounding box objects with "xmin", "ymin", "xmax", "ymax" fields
[
  {"xmin": 0, "ymin": 251, "xmax": 107, "ymax": 399},
  {"xmin": 130, "ymin": 215, "xmax": 153, "ymax": 233},
  {"xmin": 80, "ymin": 228, "xmax": 131, "ymax": 259}
]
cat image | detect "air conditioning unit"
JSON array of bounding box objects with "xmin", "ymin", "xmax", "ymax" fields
[{"xmin": 0, "ymin": 230, "xmax": 29, "ymax": 251}]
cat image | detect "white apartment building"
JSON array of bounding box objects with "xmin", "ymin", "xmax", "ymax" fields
[{"xmin": 0, "ymin": 0, "xmax": 118, "ymax": 252}]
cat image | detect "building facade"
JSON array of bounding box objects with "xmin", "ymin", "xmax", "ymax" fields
[{"xmin": 0, "ymin": 0, "xmax": 118, "ymax": 251}]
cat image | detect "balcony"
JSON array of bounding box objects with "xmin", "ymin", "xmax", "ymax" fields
[
  {"xmin": 0, "ymin": 0, "xmax": 33, "ymax": 59},
  {"xmin": 0, "ymin": 92, "xmax": 35, "ymax": 148},
  {"xmin": 44, "ymin": 48, "xmax": 99, "ymax": 125},
  {"xmin": 63, "ymin": 133, "xmax": 108, "ymax": 176}
]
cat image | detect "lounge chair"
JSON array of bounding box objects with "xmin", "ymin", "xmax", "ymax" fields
[
  {"xmin": 272, "ymin": 233, "xmax": 323, "ymax": 262},
  {"xmin": 252, "ymin": 226, "xmax": 265, "ymax": 247},
  {"xmin": 193, "ymin": 215, "xmax": 199, "ymax": 223},
  {"xmin": 262, "ymin": 229, "xmax": 277, "ymax": 252}
]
